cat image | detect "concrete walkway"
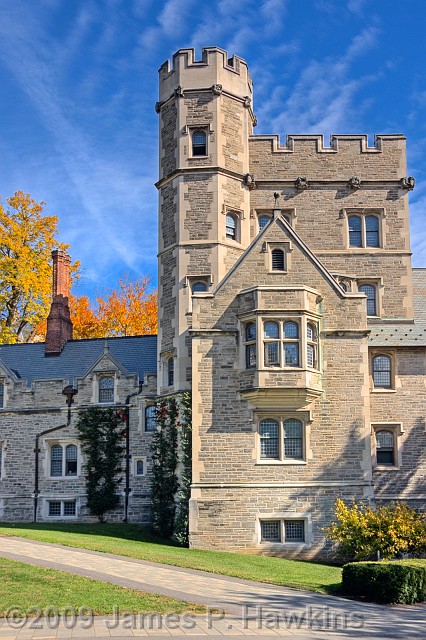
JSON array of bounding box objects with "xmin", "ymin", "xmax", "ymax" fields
[{"xmin": 0, "ymin": 536, "xmax": 424, "ymax": 639}]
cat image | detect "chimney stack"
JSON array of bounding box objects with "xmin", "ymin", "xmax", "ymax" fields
[{"xmin": 45, "ymin": 249, "xmax": 73, "ymax": 356}]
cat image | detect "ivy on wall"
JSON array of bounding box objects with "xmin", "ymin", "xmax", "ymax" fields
[
  {"xmin": 76, "ymin": 406, "xmax": 126, "ymax": 522},
  {"xmin": 150, "ymin": 393, "xmax": 192, "ymax": 544}
]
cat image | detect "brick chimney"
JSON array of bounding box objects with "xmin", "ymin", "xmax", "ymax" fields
[{"xmin": 45, "ymin": 249, "xmax": 73, "ymax": 355}]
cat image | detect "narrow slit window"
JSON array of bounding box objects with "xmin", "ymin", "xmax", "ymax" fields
[
  {"xmin": 192, "ymin": 130, "xmax": 207, "ymax": 156},
  {"xmin": 167, "ymin": 357, "xmax": 174, "ymax": 387}
]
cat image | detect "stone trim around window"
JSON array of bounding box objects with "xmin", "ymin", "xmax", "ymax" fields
[
  {"xmin": 370, "ymin": 350, "xmax": 396, "ymax": 392},
  {"xmin": 255, "ymin": 411, "xmax": 313, "ymax": 465},
  {"xmin": 241, "ymin": 315, "xmax": 320, "ymax": 372},
  {"xmin": 341, "ymin": 208, "xmax": 386, "ymax": 249},
  {"xmin": 44, "ymin": 439, "xmax": 81, "ymax": 479},
  {"xmin": 44, "ymin": 498, "xmax": 78, "ymax": 519},
  {"xmin": 257, "ymin": 512, "xmax": 313, "ymax": 547},
  {"xmin": 262, "ymin": 240, "xmax": 293, "ymax": 273},
  {"xmin": 133, "ymin": 456, "xmax": 147, "ymax": 477},
  {"xmin": 371, "ymin": 423, "xmax": 404, "ymax": 470}
]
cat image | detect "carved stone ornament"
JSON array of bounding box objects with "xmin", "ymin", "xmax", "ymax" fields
[
  {"xmin": 244, "ymin": 173, "xmax": 256, "ymax": 190},
  {"xmin": 295, "ymin": 176, "xmax": 309, "ymax": 190},
  {"xmin": 243, "ymin": 96, "xmax": 251, "ymax": 108},
  {"xmin": 349, "ymin": 176, "xmax": 361, "ymax": 190},
  {"xmin": 273, "ymin": 192, "xmax": 280, "ymax": 209},
  {"xmin": 252, "ymin": 115, "xmax": 258, "ymax": 127},
  {"xmin": 155, "ymin": 101, "xmax": 162, "ymax": 114},
  {"xmin": 175, "ymin": 85, "xmax": 184, "ymax": 98},
  {"xmin": 211, "ymin": 84, "xmax": 223, "ymax": 95},
  {"xmin": 401, "ymin": 176, "xmax": 415, "ymax": 190}
]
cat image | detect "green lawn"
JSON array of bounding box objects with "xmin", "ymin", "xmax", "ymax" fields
[
  {"xmin": 0, "ymin": 523, "xmax": 342, "ymax": 594},
  {"xmin": 0, "ymin": 557, "xmax": 204, "ymax": 616}
]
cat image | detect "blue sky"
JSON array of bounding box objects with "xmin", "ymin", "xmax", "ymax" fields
[{"xmin": 0, "ymin": 0, "xmax": 425, "ymax": 298}]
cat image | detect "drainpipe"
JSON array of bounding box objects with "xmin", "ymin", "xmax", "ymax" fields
[
  {"xmin": 33, "ymin": 386, "xmax": 77, "ymax": 523},
  {"xmin": 123, "ymin": 383, "xmax": 143, "ymax": 523}
]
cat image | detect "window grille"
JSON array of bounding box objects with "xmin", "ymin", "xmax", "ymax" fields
[{"xmin": 99, "ymin": 376, "xmax": 114, "ymax": 403}]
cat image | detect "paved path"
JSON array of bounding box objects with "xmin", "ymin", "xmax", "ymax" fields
[{"xmin": 0, "ymin": 536, "xmax": 424, "ymax": 639}]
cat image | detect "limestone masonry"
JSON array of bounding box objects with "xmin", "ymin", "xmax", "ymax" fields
[{"xmin": 0, "ymin": 47, "xmax": 424, "ymax": 558}]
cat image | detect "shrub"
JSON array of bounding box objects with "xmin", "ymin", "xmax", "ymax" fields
[
  {"xmin": 326, "ymin": 499, "xmax": 426, "ymax": 561},
  {"xmin": 342, "ymin": 560, "xmax": 426, "ymax": 604}
]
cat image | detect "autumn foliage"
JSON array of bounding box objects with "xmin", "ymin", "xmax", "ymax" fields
[
  {"xmin": 326, "ymin": 499, "xmax": 426, "ymax": 561},
  {"xmin": 70, "ymin": 276, "xmax": 158, "ymax": 339},
  {"xmin": 0, "ymin": 191, "xmax": 75, "ymax": 343}
]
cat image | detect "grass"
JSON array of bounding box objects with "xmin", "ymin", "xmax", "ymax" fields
[
  {"xmin": 0, "ymin": 523, "xmax": 342, "ymax": 594},
  {"xmin": 0, "ymin": 557, "xmax": 205, "ymax": 616}
]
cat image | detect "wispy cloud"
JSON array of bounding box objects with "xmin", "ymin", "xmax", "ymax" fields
[
  {"xmin": 256, "ymin": 26, "xmax": 380, "ymax": 137},
  {"xmin": 0, "ymin": 1, "xmax": 157, "ymax": 291}
]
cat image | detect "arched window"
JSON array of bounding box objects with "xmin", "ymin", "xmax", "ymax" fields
[
  {"xmin": 0, "ymin": 382, "xmax": 4, "ymax": 408},
  {"xmin": 283, "ymin": 419, "xmax": 303, "ymax": 459},
  {"xmin": 191, "ymin": 281, "xmax": 207, "ymax": 293},
  {"xmin": 259, "ymin": 419, "xmax": 279, "ymax": 458},
  {"xmin": 359, "ymin": 284, "xmax": 377, "ymax": 316},
  {"xmin": 366, "ymin": 215, "xmax": 380, "ymax": 247},
  {"xmin": 51, "ymin": 444, "xmax": 63, "ymax": 477},
  {"xmin": 271, "ymin": 249, "xmax": 285, "ymax": 271},
  {"xmin": 244, "ymin": 322, "xmax": 256, "ymax": 369},
  {"xmin": 99, "ymin": 376, "xmax": 114, "ymax": 403},
  {"xmin": 307, "ymin": 323, "xmax": 318, "ymax": 368},
  {"xmin": 372, "ymin": 354, "xmax": 392, "ymax": 388},
  {"xmin": 65, "ymin": 445, "xmax": 77, "ymax": 476},
  {"xmin": 192, "ymin": 129, "xmax": 207, "ymax": 156},
  {"xmin": 167, "ymin": 357, "xmax": 174, "ymax": 387},
  {"xmin": 339, "ymin": 281, "xmax": 348, "ymax": 292},
  {"xmin": 376, "ymin": 430, "xmax": 395, "ymax": 465},
  {"xmin": 258, "ymin": 215, "xmax": 271, "ymax": 231},
  {"xmin": 348, "ymin": 215, "xmax": 362, "ymax": 247},
  {"xmin": 226, "ymin": 214, "xmax": 237, "ymax": 240},
  {"xmin": 145, "ymin": 405, "xmax": 157, "ymax": 432}
]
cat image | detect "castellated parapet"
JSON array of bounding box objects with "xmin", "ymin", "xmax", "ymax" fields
[
  {"xmin": 249, "ymin": 134, "xmax": 407, "ymax": 181},
  {"xmin": 159, "ymin": 47, "xmax": 252, "ymax": 105}
]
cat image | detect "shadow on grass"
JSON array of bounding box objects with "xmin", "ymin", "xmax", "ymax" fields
[{"xmin": 0, "ymin": 522, "xmax": 181, "ymax": 547}]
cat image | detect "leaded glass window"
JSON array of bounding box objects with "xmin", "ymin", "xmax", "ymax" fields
[
  {"xmin": 192, "ymin": 129, "xmax": 207, "ymax": 156},
  {"xmin": 260, "ymin": 419, "xmax": 279, "ymax": 458},
  {"xmin": 65, "ymin": 444, "xmax": 77, "ymax": 476},
  {"xmin": 372, "ymin": 355, "xmax": 391, "ymax": 388},
  {"xmin": 366, "ymin": 215, "xmax": 380, "ymax": 247},
  {"xmin": 51, "ymin": 445, "xmax": 63, "ymax": 477},
  {"xmin": 376, "ymin": 430, "xmax": 395, "ymax": 465},
  {"xmin": 348, "ymin": 215, "xmax": 362, "ymax": 247},
  {"xmin": 99, "ymin": 376, "xmax": 114, "ymax": 403},
  {"xmin": 283, "ymin": 419, "xmax": 303, "ymax": 459},
  {"xmin": 359, "ymin": 284, "xmax": 377, "ymax": 316}
]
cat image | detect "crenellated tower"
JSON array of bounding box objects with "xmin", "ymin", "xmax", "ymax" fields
[{"xmin": 156, "ymin": 47, "xmax": 256, "ymax": 393}]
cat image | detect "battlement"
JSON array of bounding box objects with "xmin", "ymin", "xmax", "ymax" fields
[
  {"xmin": 249, "ymin": 133, "xmax": 406, "ymax": 154},
  {"xmin": 249, "ymin": 133, "xmax": 407, "ymax": 181},
  {"xmin": 159, "ymin": 47, "xmax": 252, "ymax": 102}
]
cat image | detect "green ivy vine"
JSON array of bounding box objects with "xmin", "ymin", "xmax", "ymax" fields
[
  {"xmin": 76, "ymin": 406, "xmax": 126, "ymax": 522},
  {"xmin": 150, "ymin": 393, "xmax": 192, "ymax": 544}
]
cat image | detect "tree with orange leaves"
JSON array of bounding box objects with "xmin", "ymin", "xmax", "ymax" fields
[
  {"xmin": 0, "ymin": 191, "xmax": 77, "ymax": 344},
  {"xmin": 96, "ymin": 276, "xmax": 157, "ymax": 337},
  {"xmin": 69, "ymin": 277, "xmax": 157, "ymax": 339}
]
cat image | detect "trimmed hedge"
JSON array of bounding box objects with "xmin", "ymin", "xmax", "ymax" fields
[{"xmin": 342, "ymin": 559, "xmax": 426, "ymax": 604}]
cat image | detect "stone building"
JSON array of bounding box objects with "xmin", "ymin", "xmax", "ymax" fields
[
  {"xmin": 156, "ymin": 47, "xmax": 425, "ymax": 558},
  {"xmin": 0, "ymin": 46, "xmax": 424, "ymax": 559}
]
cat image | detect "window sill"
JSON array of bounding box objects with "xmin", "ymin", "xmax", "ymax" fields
[
  {"xmin": 371, "ymin": 389, "xmax": 396, "ymax": 393},
  {"xmin": 374, "ymin": 466, "xmax": 400, "ymax": 472},
  {"xmin": 256, "ymin": 460, "xmax": 307, "ymax": 466},
  {"xmin": 259, "ymin": 541, "xmax": 308, "ymax": 548}
]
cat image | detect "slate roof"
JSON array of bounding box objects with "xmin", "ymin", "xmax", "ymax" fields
[
  {"xmin": 0, "ymin": 335, "xmax": 157, "ymax": 385},
  {"xmin": 368, "ymin": 269, "xmax": 426, "ymax": 347}
]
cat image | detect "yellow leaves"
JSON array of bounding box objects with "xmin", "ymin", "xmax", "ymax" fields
[
  {"xmin": 326, "ymin": 499, "xmax": 426, "ymax": 561},
  {"xmin": 70, "ymin": 277, "xmax": 158, "ymax": 340},
  {"xmin": 0, "ymin": 190, "xmax": 76, "ymax": 343}
]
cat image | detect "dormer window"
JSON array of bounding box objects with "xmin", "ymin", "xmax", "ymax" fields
[
  {"xmin": 192, "ymin": 129, "xmax": 207, "ymax": 156},
  {"xmin": 99, "ymin": 376, "xmax": 114, "ymax": 403}
]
